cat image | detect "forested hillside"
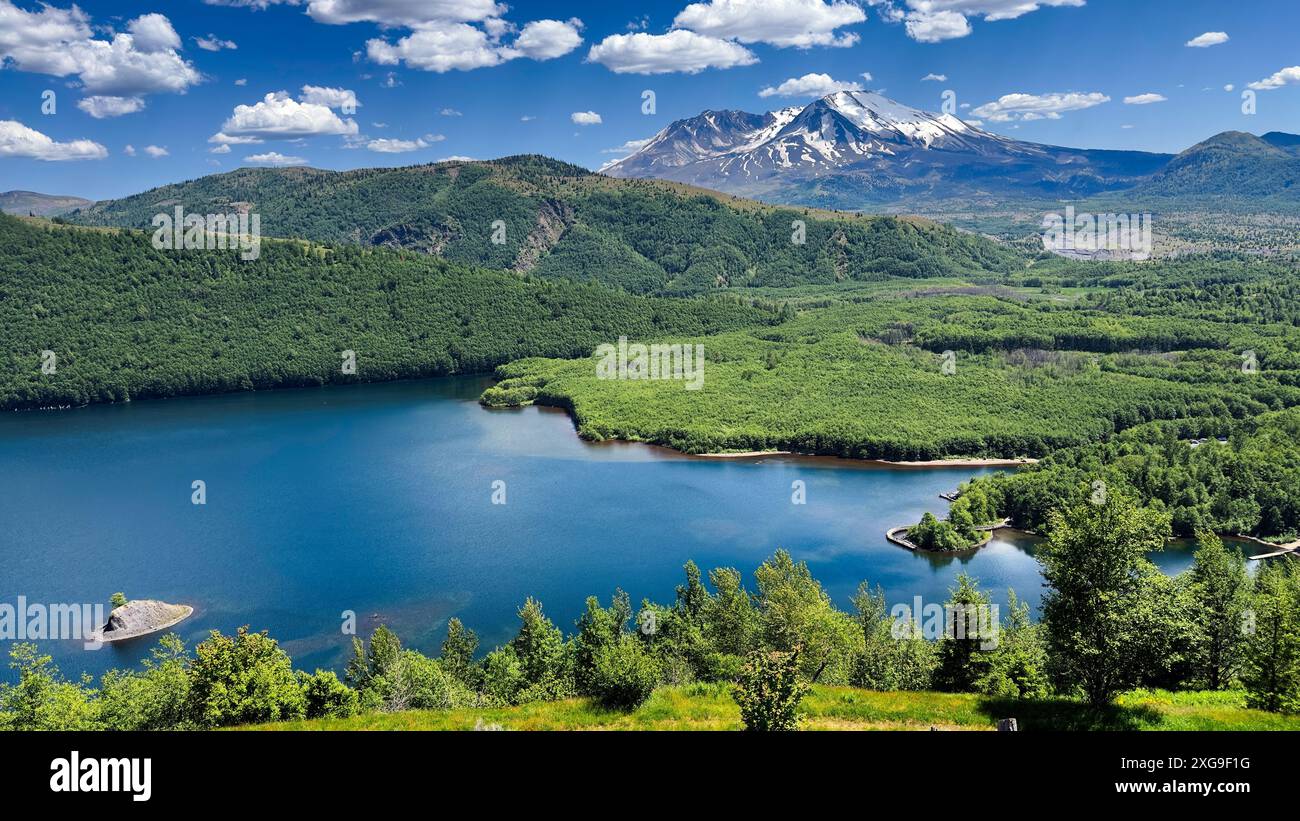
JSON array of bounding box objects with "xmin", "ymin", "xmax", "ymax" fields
[
  {"xmin": 0, "ymin": 215, "xmax": 775, "ymax": 410},
  {"xmin": 68, "ymin": 156, "xmax": 1026, "ymax": 294}
]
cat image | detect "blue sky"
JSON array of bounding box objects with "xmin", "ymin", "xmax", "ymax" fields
[{"xmin": 2, "ymin": 0, "xmax": 1298, "ymax": 200}]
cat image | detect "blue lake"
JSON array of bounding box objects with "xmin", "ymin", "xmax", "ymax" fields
[{"xmin": 0, "ymin": 376, "xmax": 1200, "ymax": 679}]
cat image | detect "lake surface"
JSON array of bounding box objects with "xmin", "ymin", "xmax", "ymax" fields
[{"xmin": 0, "ymin": 377, "xmax": 1200, "ymax": 679}]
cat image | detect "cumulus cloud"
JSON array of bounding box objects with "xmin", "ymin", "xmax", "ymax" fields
[
  {"xmin": 971, "ymin": 91, "xmax": 1109, "ymax": 122},
  {"xmin": 1248, "ymin": 66, "xmax": 1300, "ymax": 91},
  {"xmin": 245, "ymin": 151, "xmax": 309, "ymax": 166},
  {"xmin": 587, "ymin": 30, "xmax": 757, "ymax": 74},
  {"xmin": 194, "ymin": 34, "xmax": 238, "ymax": 51},
  {"xmin": 299, "ymin": 85, "xmax": 359, "ymax": 110},
  {"xmin": 303, "ymin": 0, "xmax": 505, "ymax": 27},
  {"xmin": 1123, "ymin": 93, "xmax": 1166, "ymax": 105},
  {"xmin": 128, "ymin": 13, "xmax": 181, "ymax": 52},
  {"xmin": 366, "ymin": 134, "xmax": 443, "ymax": 152},
  {"xmin": 673, "ymin": 0, "xmax": 865, "ymax": 48},
  {"xmin": 868, "ymin": 1, "xmax": 1082, "ymax": 42},
  {"xmin": 0, "ymin": 119, "xmax": 107, "ymax": 160},
  {"xmin": 77, "ymin": 95, "xmax": 146, "ymax": 118},
  {"xmin": 0, "ymin": 3, "xmax": 200, "ymax": 106},
  {"xmin": 921, "ymin": 72, "xmax": 947, "ymax": 81},
  {"xmin": 759, "ymin": 72, "xmax": 863, "ymax": 98},
  {"xmin": 513, "ymin": 18, "xmax": 584, "ymax": 59},
  {"xmin": 143, "ymin": 144, "xmax": 168, "ymax": 157},
  {"xmin": 904, "ymin": 10, "xmax": 971, "ymax": 42},
  {"xmin": 212, "ymin": 91, "xmax": 359, "ymax": 143},
  {"xmin": 367, "ymin": 23, "xmax": 506, "ymax": 72},
  {"xmin": 571, "ymin": 111, "xmax": 602, "ymax": 125},
  {"xmin": 1186, "ymin": 31, "xmax": 1229, "ymax": 48}
]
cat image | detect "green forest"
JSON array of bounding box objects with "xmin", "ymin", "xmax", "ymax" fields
[
  {"xmin": 0, "ymin": 215, "xmax": 773, "ymax": 410},
  {"xmin": 67, "ymin": 155, "xmax": 1026, "ymax": 294}
]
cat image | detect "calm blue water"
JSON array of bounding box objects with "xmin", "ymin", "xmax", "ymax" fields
[{"xmin": 0, "ymin": 377, "xmax": 1200, "ymax": 680}]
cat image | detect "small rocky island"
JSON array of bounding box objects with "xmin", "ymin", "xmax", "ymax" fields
[{"xmin": 93, "ymin": 599, "xmax": 193, "ymax": 644}]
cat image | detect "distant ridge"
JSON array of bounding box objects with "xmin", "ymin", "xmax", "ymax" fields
[{"xmin": 0, "ymin": 190, "xmax": 92, "ymax": 217}]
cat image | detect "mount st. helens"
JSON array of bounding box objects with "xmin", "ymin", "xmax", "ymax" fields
[
  {"xmin": 601, "ymin": 90, "xmax": 1169, "ymax": 205},
  {"xmin": 602, "ymin": 90, "xmax": 1300, "ymax": 211}
]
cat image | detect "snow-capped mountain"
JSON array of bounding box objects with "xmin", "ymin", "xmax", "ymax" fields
[{"xmin": 602, "ymin": 91, "xmax": 1170, "ymax": 206}]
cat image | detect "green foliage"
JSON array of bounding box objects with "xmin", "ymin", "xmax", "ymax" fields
[
  {"xmin": 509, "ymin": 598, "xmax": 573, "ymax": 703},
  {"xmin": 0, "ymin": 643, "xmax": 98, "ymax": 730},
  {"xmin": 572, "ymin": 591, "xmax": 632, "ymax": 694},
  {"xmin": 439, "ymin": 618, "xmax": 480, "ymax": 689},
  {"xmin": 851, "ymin": 584, "xmax": 937, "ymax": 691},
  {"xmin": 0, "ymin": 215, "xmax": 774, "ymax": 411},
  {"xmin": 1039, "ymin": 494, "xmax": 1174, "ymax": 706},
  {"xmin": 1188, "ymin": 532, "xmax": 1251, "ymax": 689},
  {"xmin": 298, "ymin": 669, "xmax": 358, "ymax": 719},
  {"xmin": 732, "ymin": 649, "xmax": 810, "ymax": 731},
  {"xmin": 97, "ymin": 634, "xmax": 191, "ymax": 731},
  {"xmin": 909, "ymin": 511, "xmax": 975, "ymax": 551},
  {"xmin": 110, "ymin": 592, "xmax": 127, "ymax": 609},
  {"xmin": 69, "ymin": 158, "xmax": 1024, "ymax": 295},
  {"xmin": 186, "ymin": 626, "xmax": 306, "ymax": 727},
  {"xmin": 754, "ymin": 550, "xmax": 859, "ymax": 684},
  {"xmin": 934, "ymin": 574, "xmax": 994, "ymax": 691},
  {"xmin": 589, "ymin": 636, "xmax": 661, "ymax": 711},
  {"xmin": 1241, "ymin": 560, "xmax": 1300, "ymax": 713}
]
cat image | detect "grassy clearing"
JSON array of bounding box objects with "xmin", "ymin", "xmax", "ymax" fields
[{"xmin": 242, "ymin": 684, "xmax": 1300, "ymax": 732}]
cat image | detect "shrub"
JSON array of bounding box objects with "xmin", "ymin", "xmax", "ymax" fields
[
  {"xmin": 732, "ymin": 648, "xmax": 809, "ymax": 731},
  {"xmin": 590, "ymin": 636, "xmax": 660, "ymax": 711},
  {"xmin": 299, "ymin": 669, "xmax": 359, "ymax": 719}
]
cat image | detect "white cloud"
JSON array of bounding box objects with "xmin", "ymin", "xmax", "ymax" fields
[
  {"xmin": 143, "ymin": 144, "xmax": 168, "ymax": 157},
  {"xmin": 299, "ymin": 85, "xmax": 359, "ymax": 110},
  {"xmin": 304, "ymin": 0, "xmax": 505, "ymax": 27},
  {"xmin": 513, "ymin": 18, "xmax": 583, "ymax": 60},
  {"xmin": 213, "ymin": 91, "xmax": 359, "ymax": 142},
  {"xmin": 602, "ymin": 137, "xmax": 653, "ymax": 155},
  {"xmin": 520, "ymin": 115, "xmax": 537, "ymax": 122},
  {"xmin": 587, "ymin": 30, "xmax": 757, "ymax": 74},
  {"xmin": 673, "ymin": 0, "xmax": 865, "ymax": 48},
  {"xmin": 1186, "ymin": 31, "xmax": 1228, "ymax": 48},
  {"xmin": 571, "ymin": 111, "xmax": 602, "ymax": 125},
  {"xmin": 366, "ymin": 135, "xmax": 443, "ymax": 152},
  {"xmin": 245, "ymin": 151, "xmax": 309, "ymax": 166},
  {"xmin": 440, "ymin": 108, "xmax": 462, "ymax": 116},
  {"xmin": 921, "ymin": 72, "xmax": 947, "ymax": 81},
  {"xmin": 971, "ymin": 91, "xmax": 1109, "ymax": 122},
  {"xmin": 438, "ymin": 155, "xmax": 476, "ymax": 162},
  {"xmin": 759, "ymin": 72, "xmax": 863, "ymax": 98},
  {"xmin": 0, "ymin": 5, "xmax": 201, "ymax": 101},
  {"xmin": 871, "ymin": 1, "xmax": 1082, "ymax": 42},
  {"xmin": 210, "ymin": 144, "xmax": 232, "ymax": 154},
  {"xmin": 124, "ymin": 144, "xmax": 136, "ymax": 156},
  {"xmin": 1223, "ymin": 84, "xmax": 1234, "ymax": 92},
  {"xmin": 367, "ymin": 22, "xmax": 509, "ymax": 72},
  {"xmin": 235, "ymin": 78, "xmax": 248, "ymax": 86},
  {"xmin": 904, "ymin": 10, "xmax": 971, "ymax": 42},
  {"xmin": 77, "ymin": 95, "xmax": 146, "ymax": 118},
  {"xmin": 1123, "ymin": 93, "xmax": 1166, "ymax": 105},
  {"xmin": 194, "ymin": 34, "xmax": 238, "ymax": 51},
  {"xmin": 1248, "ymin": 66, "xmax": 1300, "ymax": 91},
  {"xmin": 0, "ymin": 119, "xmax": 106, "ymax": 160},
  {"xmin": 128, "ymin": 13, "xmax": 181, "ymax": 52}
]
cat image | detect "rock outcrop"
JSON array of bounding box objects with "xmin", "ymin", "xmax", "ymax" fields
[{"xmin": 94, "ymin": 599, "xmax": 193, "ymax": 643}]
